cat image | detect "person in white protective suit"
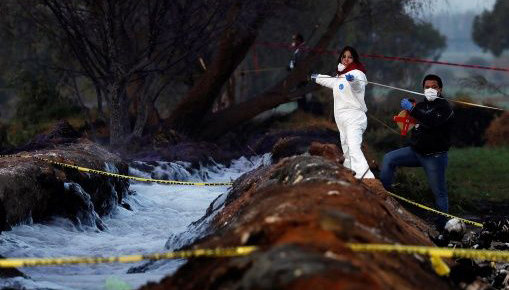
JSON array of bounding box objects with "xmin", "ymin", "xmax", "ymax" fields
[{"xmin": 310, "ymin": 46, "xmax": 374, "ymax": 179}]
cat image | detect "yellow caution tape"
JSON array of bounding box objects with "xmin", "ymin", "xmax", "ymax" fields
[
  {"xmin": 0, "ymin": 154, "xmax": 14, "ymax": 158},
  {"xmin": 1, "ymin": 154, "xmax": 232, "ymax": 186},
  {"xmin": 0, "ymin": 246, "xmax": 259, "ymax": 268},
  {"xmin": 385, "ymin": 191, "xmax": 483, "ymax": 228},
  {"xmin": 0, "ymin": 154, "xmax": 483, "ymax": 225},
  {"xmin": 347, "ymin": 243, "xmax": 509, "ymax": 261},
  {"xmin": 430, "ymin": 255, "xmax": 451, "ymax": 276},
  {"xmin": 32, "ymin": 155, "xmax": 233, "ymax": 186}
]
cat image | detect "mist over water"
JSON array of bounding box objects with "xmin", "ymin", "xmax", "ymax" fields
[{"xmin": 0, "ymin": 154, "xmax": 271, "ymax": 290}]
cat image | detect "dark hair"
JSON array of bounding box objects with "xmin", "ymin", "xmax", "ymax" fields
[
  {"xmin": 422, "ymin": 74, "xmax": 443, "ymax": 88},
  {"xmin": 337, "ymin": 46, "xmax": 360, "ymax": 64},
  {"xmin": 293, "ymin": 34, "xmax": 304, "ymax": 43}
]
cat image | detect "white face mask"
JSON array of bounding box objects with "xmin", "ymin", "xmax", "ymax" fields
[
  {"xmin": 424, "ymin": 88, "xmax": 438, "ymax": 101},
  {"xmin": 337, "ymin": 63, "xmax": 346, "ymax": 72}
]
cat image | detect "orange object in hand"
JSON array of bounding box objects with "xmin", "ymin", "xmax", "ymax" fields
[{"xmin": 393, "ymin": 110, "xmax": 417, "ymax": 136}]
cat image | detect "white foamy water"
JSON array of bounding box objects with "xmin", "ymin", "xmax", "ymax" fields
[{"xmin": 0, "ymin": 154, "xmax": 271, "ymax": 290}]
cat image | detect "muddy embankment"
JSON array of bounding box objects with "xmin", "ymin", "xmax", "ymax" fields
[{"xmin": 0, "ymin": 121, "xmax": 130, "ymax": 279}]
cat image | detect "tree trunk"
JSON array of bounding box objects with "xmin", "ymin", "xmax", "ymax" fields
[
  {"xmin": 95, "ymin": 82, "xmax": 104, "ymax": 117},
  {"xmin": 212, "ymin": 75, "xmax": 236, "ymax": 113},
  {"xmin": 128, "ymin": 73, "xmax": 162, "ymax": 139},
  {"xmin": 164, "ymin": 2, "xmax": 265, "ymax": 135},
  {"xmin": 201, "ymin": 85, "xmax": 319, "ymax": 139},
  {"xmin": 109, "ymin": 81, "xmax": 130, "ymax": 148},
  {"xmin": 131, "ymin": 100, "xmax": 148, "ymax": 139},
  {"xmin": 199, "ymin": 0, "xmax": 356, "ymax": 139}
]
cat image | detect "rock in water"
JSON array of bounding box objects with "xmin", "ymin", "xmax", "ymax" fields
[{"xmin": 0, "ymin": 139, "xmax": 129, "ymax": 228}]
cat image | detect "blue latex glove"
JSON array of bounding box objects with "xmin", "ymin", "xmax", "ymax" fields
[
  {"xmin": 401, "ymin": 98, "xmax": 414, "ymax": 111},
  {"xmin": 345, "ymin": 73, "xmax": 354, "ymax": 82},
  {"xmin": 310, "ymin": 74, "xmax": 318, "ymax": 83}
]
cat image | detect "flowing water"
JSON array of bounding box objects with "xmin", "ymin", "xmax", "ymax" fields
[{"xmin": 0, "ymin": 154, "xmax": 270, "ymax": 290}]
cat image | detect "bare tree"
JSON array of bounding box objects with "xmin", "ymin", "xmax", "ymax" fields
[
  {"xmin": 175, "ymin": 0, "xmax": 356, "ymax": 139},
  {"xmin": 164, "ymin": 1, "xmax": 277, "ymax": 135},
  {"xmin": 458, "ymin": 74, "xmax": 509, "ymax": 97},
  {"xmin": 23, "ymin": 0, "xmax": 234, "ymax": 148}
]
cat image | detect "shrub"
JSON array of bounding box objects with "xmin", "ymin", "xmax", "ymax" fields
[
  {"xmin": 8, "ymin": 71, "xmax": 83, "ymax": 145},
  {"xmin": 485, "ymin": 112, "xmax": 509, "ymax": 147},
  {"xmin": 450, "ymin": 94, "xmax": 500, "ymax": 147}
]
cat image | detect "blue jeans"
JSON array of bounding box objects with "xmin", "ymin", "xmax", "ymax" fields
[{"xmin": 380, "ymin": 146, "xmax": 449, "ymax": 214}]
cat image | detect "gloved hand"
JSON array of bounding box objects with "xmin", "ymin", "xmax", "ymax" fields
[
  {"xmin": 345, "ymin": 74, "xmax": 354, "ymax": 82},
  {"xmin": 401, "ymin": 98, "xmax": 414, "ymax": 111},
  {"xmin": 310, "ymin": 74, "xmax": 318, "ymax": 83},
  {"xmin": 337, "ymin": 63, "xmax": 346, "ymax": 72}
]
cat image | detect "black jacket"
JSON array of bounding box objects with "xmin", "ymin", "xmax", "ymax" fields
[
  {"xmin": 409, "ymin": 97, "xmax": 454, "ymax": 155},
  {"xmin": 287, "ymin": 44, "xmax": 304, "ymax": 71}
]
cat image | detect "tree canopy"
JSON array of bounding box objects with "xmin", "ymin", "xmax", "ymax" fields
[{"xmin": 472, "ymin": 0, "xmax": 509, "ymax": 57}]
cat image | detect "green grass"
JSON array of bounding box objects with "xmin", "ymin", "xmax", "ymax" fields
[
  {"xmin": 389, "ymin": 146, "xmax": 509, "ymax": 215},
  {"xmin": 447, "ymin": 147, "xmax": 509, "ymax": 200}
]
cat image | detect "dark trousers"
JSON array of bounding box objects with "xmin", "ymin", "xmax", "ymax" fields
[{"xmin": 380, "ymin": 146, "xmax": 449, "ymax": 226}]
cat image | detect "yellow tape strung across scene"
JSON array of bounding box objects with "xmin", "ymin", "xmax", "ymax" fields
[
  {"xmin": 3, "ymin": 154, "xmax": 483, "ymax": 225},
  {"xmin": 31, "ymin": 156, "xmax": 233, "ymax": 186},
  {"xmin": 347, "ymin": 243, "xmax": 509, "ymax": 262},
  {"xmin": 385, "ymin": 191, "xmax": 484, "ymax": 228},
  {"xmin": 430, "ymin": 255, "xmax": 451, "ymax": 276},
  {"xmin": 0, "ymin": 246, "xmax": 259, "ymax": 268},
  {"xmin": 4, "ymin": 242, "xmax": 509, "ymax": 271}
]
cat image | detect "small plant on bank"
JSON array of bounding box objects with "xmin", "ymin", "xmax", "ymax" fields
[{"xmin": 8, "ymin": 71, "xmax": 83, "ymax": 145}]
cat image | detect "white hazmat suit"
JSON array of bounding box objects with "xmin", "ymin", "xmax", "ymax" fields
[{"xmin": 315, "ymin": 69, "xmax": 374, "ymax": 179}]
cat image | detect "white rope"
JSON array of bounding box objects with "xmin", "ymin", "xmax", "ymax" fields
[
  {"xmin": 446, "ymin": 100, "xmax": 505, "ymax": 111},
  {"xmin": 314, "ymin": 76, "xmax": 506, "ymax": 112},
  {"xmin": 366, "ymin": 80, "xmax": 424, "ymax": 96}
]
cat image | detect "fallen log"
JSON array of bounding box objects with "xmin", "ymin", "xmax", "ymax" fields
[{"xmin": 141, "ymin": 145, "xmax": 452, "ymax": 289}]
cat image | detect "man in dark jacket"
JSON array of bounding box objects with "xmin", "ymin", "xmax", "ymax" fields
[
  {"xmin": 288, "ymin": 33, "xmax": 304, "ymax": 71},
  {"xmin": 380, "ymin": 74, "xmax": 454, "ymax": 228},
  {"xmin": 287, "ymin": 33, "xmax": 311, "ymax": 111}
]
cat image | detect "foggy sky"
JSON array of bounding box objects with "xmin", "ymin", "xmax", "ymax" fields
[{"xmin": 431, "ymin": 0, "xmax": 495, "ymax": 14}]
